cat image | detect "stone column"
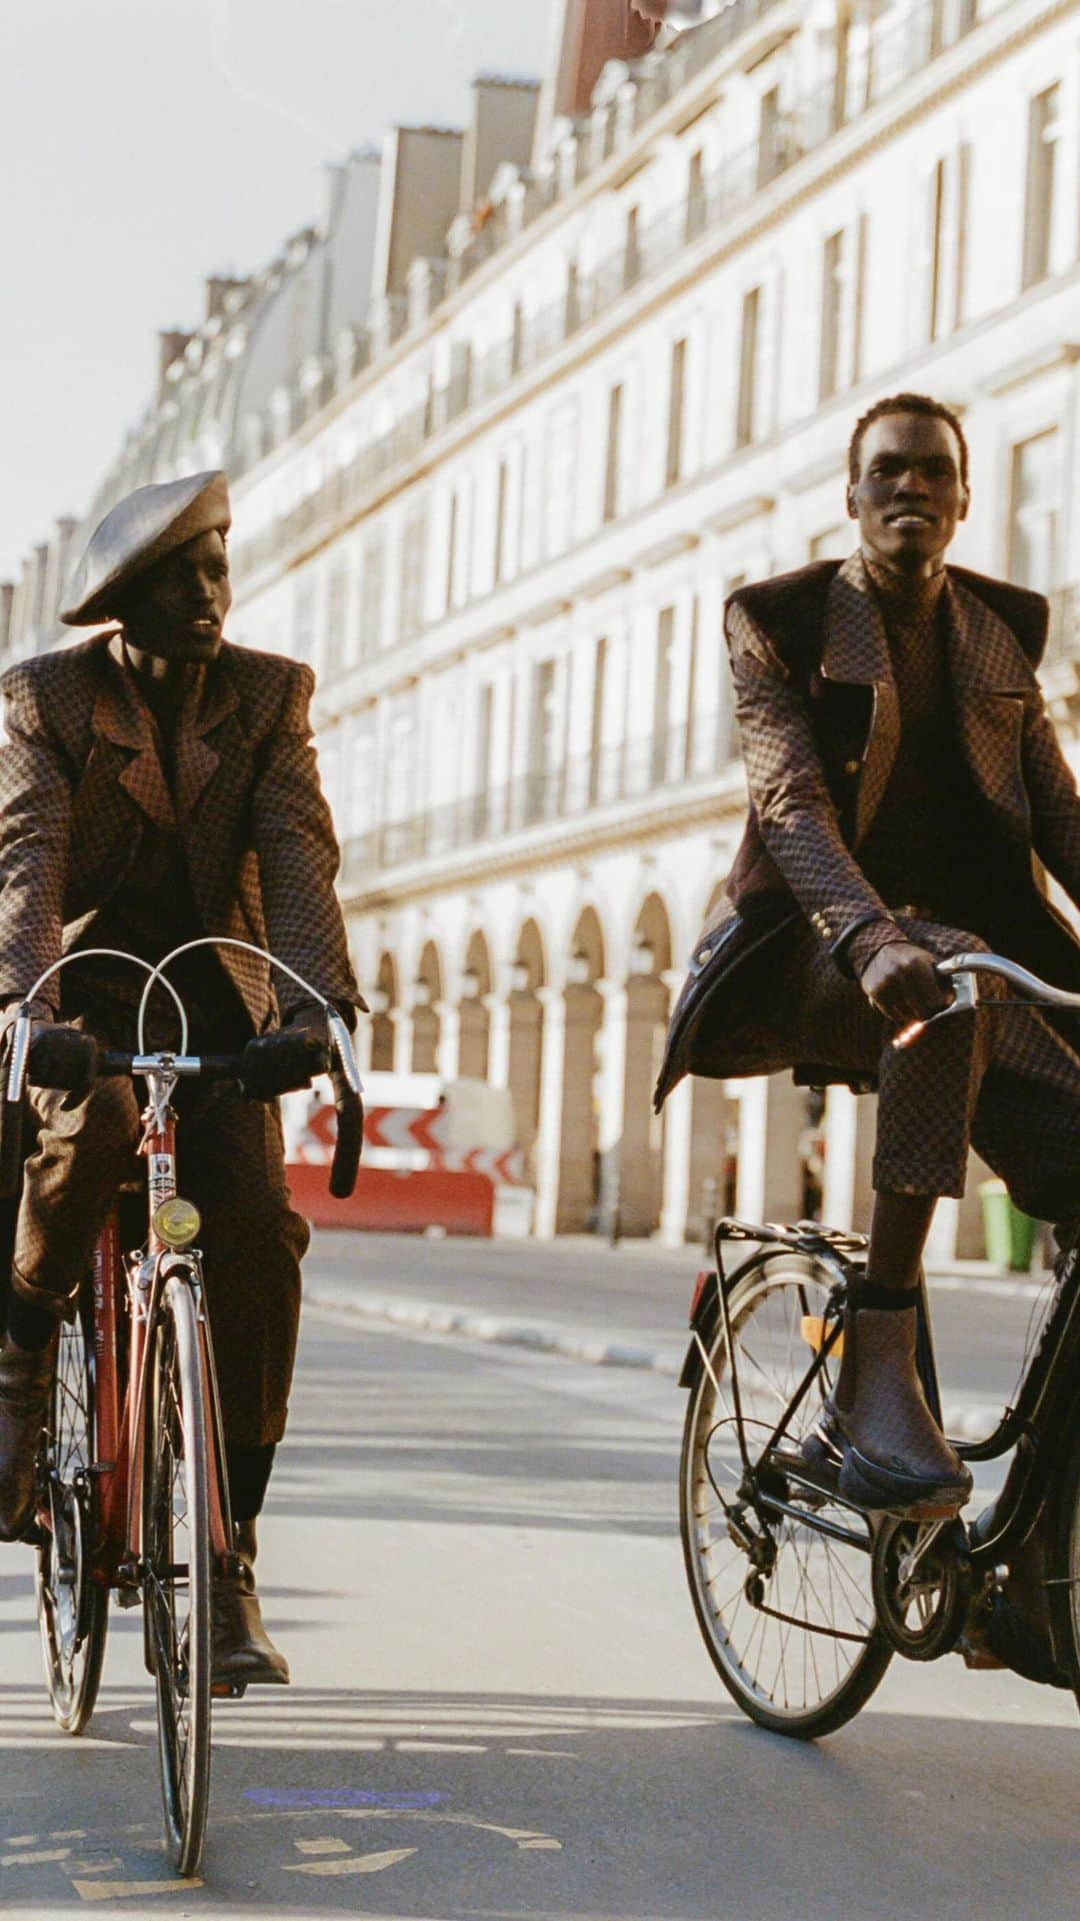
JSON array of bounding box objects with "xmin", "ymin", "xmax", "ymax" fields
[
  {"xmin": 436, "ymin": 1001, "xmax": 460, "ymax": 1082},
  {"xmin": 390, "ymin": 1006, "xmax": 413, "ymax": 1076},
  {"xmin": 595, "ymin": 981, "xmax": 628, "ymax": 1235},
  {"xmin": 659, "ymin": 1073, "xmax": 693, "ymax": 1247},
  {"xmin": 486, "ymin": 993, "xmax": 511, "ymax": 1089},
  {"xmin": 822, "ymin": 1085, "xmax": 858, "ymax": 1230},
  {"xmin": 533, "ymin": 988, "xmax": 567, "ymax": 1240}
]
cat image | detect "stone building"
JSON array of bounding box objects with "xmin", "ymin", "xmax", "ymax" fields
[{"xmin": 5, "ymin": 0, "xmax": 1080, "ymax": 1252}]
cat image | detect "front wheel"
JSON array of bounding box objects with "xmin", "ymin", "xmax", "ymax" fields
[
  {"xmin": 680, "ymin": 1250, "xmax": 892, "ymax": 1739},
  {"xmin": 142, "ymin": 1274, "xmax": 212, "ymax": 1877},
  {"xmin": 1047, "ymin": 1418, "xmax": 1080, "ymax": 1713},
  {"xmin": 36, "ymin": 1311, "xmax": 109, "ymax": 1734}
]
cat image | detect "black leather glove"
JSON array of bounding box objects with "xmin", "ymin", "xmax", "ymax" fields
[
  {"xmin": 239, "ymin": 1004, "xmax": 330, "ymax": 1101},
  {"xmin": 27, "ymin": 1023, "xmax": 100, "ymax": 1097}
]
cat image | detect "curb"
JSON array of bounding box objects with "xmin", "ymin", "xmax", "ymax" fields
[{"xmin": 303, "ymin": 1276, "xmax": 1013, "ymax": 1440}]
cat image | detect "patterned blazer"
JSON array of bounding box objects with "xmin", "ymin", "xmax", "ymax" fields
[
  {"xmin": 0, "ymin": 632, "xmax": 361, "ymax": 1033},
  {"xmin": 655, "ymin": 550, "xmax": 1080, "ymax": 1108}
]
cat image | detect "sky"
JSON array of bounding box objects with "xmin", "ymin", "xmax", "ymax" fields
[{"xmin": 0, "ymin": 0, "xmax": 555, "ymax": 583}]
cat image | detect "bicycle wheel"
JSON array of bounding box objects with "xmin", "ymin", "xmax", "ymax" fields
[
  {"xmin": 1047, "ymin": 1419, "xmax": 1080, "ymax": 1712},
  {"xmin": 680, "ymin": 1250, "xmax": 892, "ymax": 1738},
  {"xmin": 141, "ymin": 1274, "xmax": 211, "ymax": 1876},
  {"xmin": 36, "ymin": 1311, "xmax": 109, "ymax": 1734}
]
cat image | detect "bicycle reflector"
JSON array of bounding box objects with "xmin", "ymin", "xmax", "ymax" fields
[{"xmin": 153, "ymin": 1198, "xmax": 201, "ymax": 1249}]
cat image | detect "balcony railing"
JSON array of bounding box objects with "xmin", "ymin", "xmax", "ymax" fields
[
  {"xmin": 340, "ymin": 707, "xmax": 735, "ymax": 889},
  {"xmin": 232, "ymin": 0, "xmax": 983, "ymax": 588}
]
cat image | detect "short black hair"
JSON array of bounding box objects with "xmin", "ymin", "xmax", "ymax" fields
[{"xmin": 848, "ymin": 392, "xmax": 969, "ymax": 488}]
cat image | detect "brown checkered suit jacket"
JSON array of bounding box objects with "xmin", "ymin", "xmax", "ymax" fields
[
  {"xmin": 0, "ymin": 632, "xmax": 360, "ymax": 1032},
  {"xmin": 655, "ymin": 551, "xmax": 1080, "ymax": 1108}
]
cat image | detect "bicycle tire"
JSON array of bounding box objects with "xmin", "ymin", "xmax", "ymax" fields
[
  {"xmin": 1046, "ymin": 1415, "xmax": 1080, "ymax": 1713},
  {"xmin": 680, "ymin": 1249, "xmax": 892, "ymax": 1739},
  {"xmin": 142, "ymin": 1273, "xmax": 212, "ymax": 1877},
  {"xmin": 36, "ymin": 1311, "xmax": 109, "ymax": 1735}
]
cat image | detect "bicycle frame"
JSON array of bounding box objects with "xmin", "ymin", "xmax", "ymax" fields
[
  {"xmin": 87, "ymin": 1065, "xmax": 233, "ymax": 1600},
  {"xmin": 706, "ymin": 1216, "xmax": 1080, "ymax": 1573}
]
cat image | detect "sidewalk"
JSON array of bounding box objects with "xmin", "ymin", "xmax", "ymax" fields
[{"xmin": 303, "ymin": 1229, "xmax": 1046, "ymax": 1436}]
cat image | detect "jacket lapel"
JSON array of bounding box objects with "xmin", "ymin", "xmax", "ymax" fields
[
  {"xmin": 821, "ymin": 552, "xmax": 899, "ymax": 845},
  {"xmin": 173, "ymin": 659, "xmax": 239, "ymax": 825},
  {"xmin": 93, "ymin": 640, "xmax": 175, "ymax": 832},
  {"xmin": 945, "ymin": 576, "xmax": 1033, "ymax": 844}
]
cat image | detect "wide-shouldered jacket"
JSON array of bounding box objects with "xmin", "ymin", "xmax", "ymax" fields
[
  {"xmin": 654, "ymin": 550, "xmax": 1080, "ymax": 1110},
  {"xmin": 0, "ymin": 631, "xmax": 361, "ymax": 1033}
]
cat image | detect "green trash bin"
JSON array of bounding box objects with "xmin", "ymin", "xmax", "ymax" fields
[{"xmin": 979, "ymin": 1178, "xmax": 1037, "ymax": 1272}]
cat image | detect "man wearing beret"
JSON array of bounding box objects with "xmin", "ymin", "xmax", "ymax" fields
[
  {"xmin": 656, "ymin": 394, "xmax": 1080, "ymax": 1680},
  {"xmin": 0, "ymin": 471, "xmax": 362, "ymax": 1687}
]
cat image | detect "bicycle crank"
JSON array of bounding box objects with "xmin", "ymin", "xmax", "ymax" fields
[{"xmin": 871, "ymin": 1515, "xmax": 971, "ymax": 1661}]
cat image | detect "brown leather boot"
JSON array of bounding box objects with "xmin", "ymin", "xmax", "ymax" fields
[
  {"xmin": 211, "ymin": 1519, "xmax": 290, "ymax": 1690},
  {"xmin": 0, "ymin": 1335, "xmax": 56, "ymax": 1542},
  {"xmin": 804, "ymin": 1287, "xmax": 971, "ymax": 1514}
]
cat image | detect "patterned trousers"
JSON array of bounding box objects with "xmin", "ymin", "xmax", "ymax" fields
[
  {"xmin": 10, "ymin": 1008, "xmax": 309, "ymax": 1448},
  {"xmin": 761, "ymin": 916, "xmax": 1080, "ymax": 1217}
]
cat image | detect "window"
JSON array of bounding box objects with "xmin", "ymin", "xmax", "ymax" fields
[
  {"xmin": 445, "ymin": 490, "xmax": 460, "ymax": 611},
  {"xmin": 685, "ymin": 148, "xmax": 707, "ymax": 242},
  {"xmin": 624, "ymin": 206, "xmax": 641, "ymax": 290},
  {"xmin": 736, "ymin": 288, "xmax": 761, "ymax": 448},
  {"xmin": 473, "ymin": 683, "xmax": 495, "ymax": 837},
  {"xmin": 603, "ymin": 383, "xmax": 624, "ymax": 523},
  {"xmin": 588, "ymin": 636, "xmax": 608, "ymax": 806},
  {"xmin": 1022, "ymin": 84, "xmax": 1061, "ymax": 289},
  {"xmin": 819, "ymin": 231, "xmax": 844, "ymax": 401},
  {"xmin": 565, "ymin": 259, "xmax": 581, "ymax": 336},
  {"xmin": 651, "ymin": 607, "xmax": 677, "ymax": 786},
  {"xmin": 666, "ymin": 338, "xmax": 688, "ymax": 488},
  {"xmin": 923, "ymin": 149, "xmax": 969, "ymax": 340},
  {"xmin": 294, "ymin": 576, "xmax": 316, "ymax": 663},
  {"xmin": 927, "ymin": 159, "xmax": 947, "ymax": 342},
  {"xmin": 324, "ymin": 561, "xmax": 348, "ymax": 679},
  {"xmin": 449, "ymin": 341, "xmax": 473, "ymax": 416},
  {"xmin": 383, "ymin": 689, "xmax": 417, "ymax": 824},
  {"xmin": 757, "ymin": 87, "xmax": 783, "ymax": 188},
  {"xmin": 526, "ymin": 658, "xmax": 559, "ymax": 824},
  {"xmin": 494, "ymin": 459, "xmax": 509, "ymax": 586},
  {"xmin": 358, "ymin": 530, "xmax": 386, "ymax": 658},
  {"xmin": 1009, "ymin": 430, "xmax": 1061, "ymax": 590},
  {"xmin": 398, "ymin": 502, "xmax": 428, "ymax": 643}
]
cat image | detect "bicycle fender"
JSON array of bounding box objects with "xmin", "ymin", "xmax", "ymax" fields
[{"xmin": 679, "ymin": 1269, "xmax": 721, "ymax": 1390}]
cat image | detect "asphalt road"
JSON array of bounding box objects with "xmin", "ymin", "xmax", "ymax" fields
[{"xmin": 0, "ymin": 1273, "xmax": 1075, "ymax": 1920}]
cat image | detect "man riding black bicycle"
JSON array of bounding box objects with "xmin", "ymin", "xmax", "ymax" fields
[
  {"xmin": 656, "ymin": 392, "xmax": 1080, "ymax": 1680},
  {"xmin": 0, "ymin": 471, "xmax": 363, "ymax": 1687}
]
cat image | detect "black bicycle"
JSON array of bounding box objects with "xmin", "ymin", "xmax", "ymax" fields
[{"xmin": 679, "ymin": 950, "xmax": 1080, "ymax": 1738}]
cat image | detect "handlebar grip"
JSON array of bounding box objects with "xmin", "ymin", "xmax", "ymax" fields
[
  {"xmin": 0, "ymin": 1096, "xmax": 24, "ymax": 1200},
  {"xmin": 328, "ymin": 1070, "xmax": 363, "ymax": 1200}
]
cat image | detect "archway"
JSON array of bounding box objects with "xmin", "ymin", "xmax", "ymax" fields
[
  {"xmin": 555, "ymin": 907, "xmax": 604, "ymax": 1233},
  {"xmin": 458, "ymin": 930, "xmax": 492, "ymax": 1081},
  {"xmin": 613, "ymin": 892, "xmax": 672, "ymax": 1237},
  {"xmin": 411, "ymin": 940, "xmax": 442, "ymax": 1073},
  {"xmin": 508, "ymin": 918, "xmax": 545, "ymax": 1172},
  {"xmin": 370, "ymin": 952, "xmax": 397, "ymax": 1071}
]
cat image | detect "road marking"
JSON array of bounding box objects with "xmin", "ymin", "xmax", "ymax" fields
[
  {"xmin": 294, "ymin": 1837, "xmax": 352, "ymax": 1855},
  {"xmin": 69, "ymin": 1878, "xmax": 204, "ymax": 1902},
  {"xmin": 283, "ymin": 1846, "xmax": 417, "ymax": 1878},
  {"xmin": 1, "ymin": 1847, "xmax": 71, "ymax": 1867},
  {"xmin": 505, "ymin": 1747, "xmax": 577, "ymax": 1758},
  {"xmin": 396, "ymin": 1739, "xmax": 487, "ymax": 1753}
]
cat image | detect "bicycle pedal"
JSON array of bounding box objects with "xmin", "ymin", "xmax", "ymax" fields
[{"xmin": 212, "ymin": 1680, "xmax": 248, "ymax": 1700}]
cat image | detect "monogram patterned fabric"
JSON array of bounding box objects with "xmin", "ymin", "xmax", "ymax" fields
[{"xmin": 0, "ymin": 632, "xmax": 361, "ymax": 1029}]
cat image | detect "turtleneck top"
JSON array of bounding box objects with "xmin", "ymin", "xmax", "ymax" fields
[{"xmin": 847, "ymin": 559, "xmax": 990, "ymax": 976}]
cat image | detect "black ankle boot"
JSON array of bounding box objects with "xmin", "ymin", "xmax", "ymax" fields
[
  {"xmin": 0, "ymin": 1334, "xmax": 56, "ymax": 1542},
  {"xmin": 211, "ymin": 1519, "xmax": 290, "ymax": 1689}
]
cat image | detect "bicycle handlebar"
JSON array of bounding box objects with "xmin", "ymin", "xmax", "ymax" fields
[
  {"xmin": 0, "ymin": 942, "xmax": 366, "ymax": 1202},
  {"xmin": 893, "ymin": 951, "xmax": 1080, "ymax": 1049}
]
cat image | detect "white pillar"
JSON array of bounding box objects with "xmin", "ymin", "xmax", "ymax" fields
[
  {"xmin": 659, "ymin": 1072, "xmax": 693, "ymax": 1248},
  {"xmin": 596, "ymin": 982, "xmax": 628, "ymax": 1156},
  {"xmin": 486, "ymin": 993, "xmax": 511, "ymax": 1089},
  {"xmin": 390, "ymin": 1007, "xmax": 413, "ymax": 1075},
  {"xmin": 822, "ymin": 1085, "xmax": 858, "ymax": 1230},
  {"xmin": 533, "ymin": 988, "xmax": 567, "ymax": 1240},
  {"xmin": 735, "ymin": 1077, "xmax": 768, "ymax": 1221},
  {"xmin": 436, "ymin": 1001, "xmax": 460, "ymax": 1082}
]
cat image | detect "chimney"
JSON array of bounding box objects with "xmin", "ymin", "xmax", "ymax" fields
[
  {"xmin": 205, "ymin": 274, "xmax": 249, "ymax": 323},
  {"xmin": 158, "ymin": 329, "xmax": 193, "ymax": 401}
]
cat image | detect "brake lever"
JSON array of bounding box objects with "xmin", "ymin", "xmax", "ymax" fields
[{"xmin": 891, "ymin": 969, "xmax": 978, "ymax": 1049}]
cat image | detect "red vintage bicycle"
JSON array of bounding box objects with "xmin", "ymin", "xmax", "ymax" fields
[{"xmin": 0, "ymin": 939, "xmax": 363, "ymax": 1877}]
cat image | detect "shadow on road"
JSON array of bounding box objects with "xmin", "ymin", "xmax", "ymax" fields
[{"xmin": 0, "ymin": 1682, "xmax": 1075, "ymax": 1918}]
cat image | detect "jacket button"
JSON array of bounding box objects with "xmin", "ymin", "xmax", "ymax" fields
[
  {"xmin": 697, "ymin": 947, "xmax": 711, "ymax": 964},
  {"xmin": 844, "ymin": 759, "xmax": 860, "ymax": 775}
]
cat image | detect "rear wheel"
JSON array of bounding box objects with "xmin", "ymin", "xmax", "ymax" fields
[
  {"xmin": 680, "ymin": 1251, "xmax": 892, "ymax": 1738},
  {"xmin": 142, "ymin": 1274, "xmax": 212, "ymax": 1876},
  {"xmin": 36, "ymin": 1311, "xmax": 109, "ymax": 1734}
]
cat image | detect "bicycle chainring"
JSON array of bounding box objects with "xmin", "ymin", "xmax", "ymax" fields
[{"xmin": 871, "ymin": 1516, "xmax": 970, "ymax": 1661}]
